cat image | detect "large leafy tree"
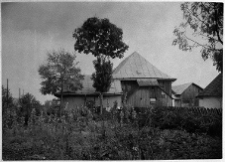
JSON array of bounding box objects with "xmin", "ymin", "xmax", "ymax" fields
[
  {"xmin": 39, "ymin": 49, "xmax": 84, "ymax": 111},
  {"xmin": 173, "ymin": 2, "xmax": 223, "ymax": 72},
  {"xmin": 73, "ymin": 17, "xmax": 128, "ymax": 113}
]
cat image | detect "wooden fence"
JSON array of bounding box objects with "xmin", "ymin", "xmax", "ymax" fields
[
  {"xmin": 134, "ymin": 106, "xmax": 222, "ymax": 117},
  {"xmin": 172, "ymin": 106, "xmax": 222, "ymax": 116}
]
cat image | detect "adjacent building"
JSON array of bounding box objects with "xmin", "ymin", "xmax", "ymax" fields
[
  {"xmin": 198, "ymin": 73, "xmax": 222, "ymax": 108},
  {"xmin": 172, "ymin": 83, "xmax": 203, "ymax": 107}
]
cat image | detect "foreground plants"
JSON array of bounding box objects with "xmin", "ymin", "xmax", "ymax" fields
[{"xmin": 2, "ymin": 106, "xmax": 222, "ymax": 160}]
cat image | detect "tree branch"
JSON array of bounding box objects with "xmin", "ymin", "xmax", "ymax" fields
[
  {"xmin": 183, "ymin": 34, "xmax": 210, "ymax": 49},
  {"xmin": 185, "ymin": 7, "xmax": 206, "ymax": 26},
  {"xmin": 196, "ymin": 32, "xmax": 220, "ymax": 42}
]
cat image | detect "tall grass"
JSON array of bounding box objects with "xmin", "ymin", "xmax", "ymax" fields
[{"xmin": 2, "ymin": 104, "xmax": 222, "ymax": 160}]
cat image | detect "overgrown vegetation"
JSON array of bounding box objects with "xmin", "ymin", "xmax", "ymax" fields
[{"xmin": 2, "ymin": 90, "xmax": 222, "ymax": 160}]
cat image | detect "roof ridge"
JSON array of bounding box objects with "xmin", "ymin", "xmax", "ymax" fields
[
  {"xmin": 134, "ymin": 51, "xmax": 171, "ymax": 78},
  {"xmin": 112, "ymin": 52, "xmax": 135, "ymax": 73},
  {"xmin": 173, "ymin": 82, "xmax": 203, "ymax": 90},
  {"xmin": 137, "ymin": 52, "xmax": 166, "ymax": 78},
  {"xmin": 173, "ymin": 82, "xmax": 203, "ymax": 95}
]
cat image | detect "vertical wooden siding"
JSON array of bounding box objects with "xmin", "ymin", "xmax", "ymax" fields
[
  {"xmin": 122, "ymin": 81, "xmax": 172, "ymax": 107},
  {"xmin": 158, "ymin": 80, "xmax": 172, "ymax": 96}
]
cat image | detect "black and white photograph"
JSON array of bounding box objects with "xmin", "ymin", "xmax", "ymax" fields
[{"xmin": 1, "ymin": 1, "xmax": 223, "ymax": 160}]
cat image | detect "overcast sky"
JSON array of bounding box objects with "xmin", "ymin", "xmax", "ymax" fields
[{"xmin": 2, "ymin": 2, "xmax": 220, "ymax": 103}]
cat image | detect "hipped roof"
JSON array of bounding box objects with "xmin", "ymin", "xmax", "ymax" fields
[
  {"xmin": 55, "ymin": 75, "xmax": 122, "ymax": 97},
  {"xmin": 172, "ymin": 82, "xmax": 203, "ymax": 95},
  {"xmin": 113, "ymin": 51, "xmax": 176, "ymax": 80},
  {"xmin": 198, "ymin": 73, "xmax": 222, "ymax": 97}
]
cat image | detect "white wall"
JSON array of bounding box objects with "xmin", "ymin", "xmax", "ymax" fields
[{"xmin": 199, "ymin": 97, "xmax": 222, "ymax": 108}]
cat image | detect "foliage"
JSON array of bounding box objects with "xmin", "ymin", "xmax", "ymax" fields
[
  {"xmin": 73, "ymin": 17, "xmax": 128, "ymax": 113},
  {"xmin": 147, "ymin": 106, "xmax": 222, "ymax": 137},
  {"xmin": 2, "ymin": 85, "xmax": 14, "ymax": 114},
  {"xmin": 38, "ymin": 49, "xmax": 84, "ymax": 95},
  {"xmin": 73, "ymin": 17, "xmax": 129, "ymax": 59},
  {"xmin": 2, "ymin": 105, "xmax": 222, "ymax": 160},
  {"xmin": 92, "ymin": 57, "xmax": 113, "ymax": 93},
  {"xmin": 44, "ymin": 100, "xmax": 61, "ymax": 116},
  {"xmin": 18, "ymin": 93, "xmax": 43, "ymax": 126},
  {"xmin": 173, "ymin": 2, "xmax": 223, "ymax": 71},
  {"xmin": 19, "ymin": 93, "xmax": 41, "ymax": 113}
]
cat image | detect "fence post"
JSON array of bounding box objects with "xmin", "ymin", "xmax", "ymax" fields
[{"xmin": 6, "ymin": 79, "xmax": 8, "ymax": 109}]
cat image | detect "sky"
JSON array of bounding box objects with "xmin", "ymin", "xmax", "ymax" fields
[{"xmin": 2, "ymin": 1, "xmax": 220, "ymax": 104}]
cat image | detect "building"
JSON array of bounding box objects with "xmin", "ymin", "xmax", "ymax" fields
[
  {"xmin": 113, "ymin": 51, "xmax": 176, "ymax": 107},
  {"xmin": 172, "ymin": 83, "xmax": 203, "ymax": 107},
  {"xmin": 54, "ymin": 75, "xmax": 122, "ymax": 110},
  {"xmin": 55, "ymin": 51, "xmax": 176, "ymax": 109},
  {"xmin": 198, "ymin": 73, "xmax": 222, "ymax": 108}
]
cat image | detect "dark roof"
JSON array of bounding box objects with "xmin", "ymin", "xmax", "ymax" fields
[
  {"xmin": 55, "ymin": 75, "xmax": 122, "ymax": 97},
  {"xmin": 198, "ymin": 73, "xmax": 222, "ymax": 97},
  {"xmin": 172, "ymin": 82, "xmax": 203, "ymax": 95},
  {"xmin": 113, "ymin": 51, "xmax": 176, "ymax": 81}
]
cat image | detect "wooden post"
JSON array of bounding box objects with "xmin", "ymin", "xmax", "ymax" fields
[
  {"xmin": 19, "ymin": 88, "xmax": 21, "ymax": 99},
  {"xmin": 7, "ymin": 79, "xmax": 8, "ymax": 108}
]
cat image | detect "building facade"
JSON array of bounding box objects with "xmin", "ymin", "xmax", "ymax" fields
[{"xmin": 55, "ymin": 51, "xmax": 176, "ymax": 109}]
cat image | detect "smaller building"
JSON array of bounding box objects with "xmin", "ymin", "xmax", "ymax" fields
[
  {"xmin": 198, "ymin": 73, "xmax": 222, "ymax": 109},
  {"xmin": 54, "ymin": 75, "xmax": 122, "ymax": 110},
  {"xmin": 172, "ymin": 83, "xmax": 203, "ymax": 107}
]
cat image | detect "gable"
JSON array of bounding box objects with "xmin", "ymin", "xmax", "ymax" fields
[
  {"xmin": 198, "ymin": 73, "xmax": 222, "ymax": 97},
  {"xmin": 173, "ymin": 83, "xmax": 192, "ymax": 95}
]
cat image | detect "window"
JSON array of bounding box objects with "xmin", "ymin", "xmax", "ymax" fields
[
  {"xmin": 150, "ymin": 98, "xmax": 157, "ymax": 105},
  {"xmin": 161, "ymin": 91, "xmax": 166, "ymax": 98}
]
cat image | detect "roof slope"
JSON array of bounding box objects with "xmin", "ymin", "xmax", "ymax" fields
[
  {"xmin": 113, "ymin": 51, "xmax": 175, "ymax": 80},
  {"xmin": 57, "ymin": 75, "xmax": 122, "ymax": 96},
  {"xmin": 198, "ymin": 73, "xmax": 222, "ymax": 97},
  {"xmin": 173, "ymin": 82, "xmax": 203, "ymax": 95}
]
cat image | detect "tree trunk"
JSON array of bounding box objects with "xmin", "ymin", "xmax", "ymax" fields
[
  {"xmin": 60, "ymin": 80, "xmax": 64, "ymax": 116},
  {"xmin": 99, "ymin": 92, "xmax": 103, "ymax": 115}
]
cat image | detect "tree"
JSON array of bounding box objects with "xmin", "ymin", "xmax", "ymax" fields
[
  {"xmin": 19, "ymin": 93, "xmax": 37, "ymax": 126},
  {"xmin": 2, "ymin": 86, "xmax": 15, "ymax": 129},
  {"xmin": 73, "ymin": 17, "xmax": 129, "ymax": 114},
  {"xmin": 38, "ymin": 49, "xmax": 84, "ymax": 112},
  {"xmin": 2, "ymin": 85, "xmax": 14, "ymax": 113},
  {"xmin": 173, "ymin": 2, "xmax": 223, "ymax": 72}
]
